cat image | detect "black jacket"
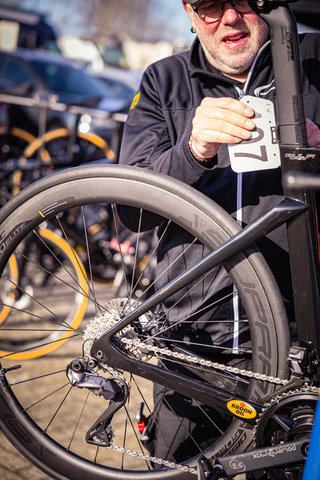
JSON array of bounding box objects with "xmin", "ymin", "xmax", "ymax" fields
[{"xmin": 119, "ymin": 34, "xmax": 320, "ymax": 352}]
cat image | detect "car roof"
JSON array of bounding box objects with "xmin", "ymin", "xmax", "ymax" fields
[
  {"xmin": 0, "ymin": 47, "xmax": 80, "ymax": 68},
  {"xmin": 87, "ymin": 65, "xmax": 142, "ymax": 91}
]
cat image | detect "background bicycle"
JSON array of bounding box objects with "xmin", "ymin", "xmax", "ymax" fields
[{"xmin": 0, "ymin": 89, "xmax": 156, "ymax": 361}]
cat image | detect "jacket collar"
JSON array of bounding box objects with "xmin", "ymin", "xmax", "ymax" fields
[{"xmin": 187, "ymin": 37, "xmax": 272, "ymax": 89}]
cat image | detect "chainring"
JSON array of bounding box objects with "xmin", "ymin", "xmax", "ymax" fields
[{"xmin": 254, "ymin": 387, "xmax": 318, "ymax": 480}]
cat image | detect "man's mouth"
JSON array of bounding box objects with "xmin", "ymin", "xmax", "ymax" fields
[{"xmin": 223, "ymin": 33, "xmax": 248, "ymax": 43}]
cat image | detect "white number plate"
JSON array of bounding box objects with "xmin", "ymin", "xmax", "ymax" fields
[{"xmin": 228, "ymin": 96, "xmax": 280, "ymax": 173}]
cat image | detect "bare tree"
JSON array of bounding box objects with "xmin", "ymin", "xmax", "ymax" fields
[{"xmin": 76, "ymin": 0, "xmax": 155, "ymax": 42}]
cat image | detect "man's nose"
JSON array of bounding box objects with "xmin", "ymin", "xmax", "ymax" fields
[{"xmin": 220, "ymin": 2, "xmax": 242, "ymax": 25}]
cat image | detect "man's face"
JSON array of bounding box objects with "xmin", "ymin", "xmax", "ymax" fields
[{"xmin": 184, "ymin": 1, "xmax": 269, "ymax": 80}]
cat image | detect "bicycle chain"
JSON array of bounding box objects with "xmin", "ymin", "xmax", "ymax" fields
[
  {"xmin": 83, "ymin": 300, "xmax": 290, "ymax": 474},
  {"xmin": 120, "ymin": 337, "xmax": 290, "ymax": 386},
  {"xmin": 106, "ymin": 444, "xmax": 198, "ymax": 474},
  {"xmin": 84, "ymin": 301, "xmax": 290, "ymax": 386}
]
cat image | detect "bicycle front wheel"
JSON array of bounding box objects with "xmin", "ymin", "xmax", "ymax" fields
[{"xmin": 0, "ymin": 164, "xmax": 290, "ymax": 480}]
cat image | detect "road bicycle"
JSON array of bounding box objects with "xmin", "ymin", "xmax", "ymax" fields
[{"xmin": 0, "ymin": 0, "xmax": 319, "ymax": 479}]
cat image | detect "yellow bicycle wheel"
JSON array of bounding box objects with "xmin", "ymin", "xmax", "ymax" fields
[
  {"xmin": 0, "ymin": 227, "xmax": 89, "ymax": 360},
  {"xmin": 9, "ymin": 127, "xmax": 114, "ymax": 195},
  {"xmin": 19, "ymin": 127, "xmax": 114, "ymax": 164}
]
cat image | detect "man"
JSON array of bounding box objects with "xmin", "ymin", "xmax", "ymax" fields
[{"xmin": 119, "ymin": 0, "xmax": 320, "ymax": 474}]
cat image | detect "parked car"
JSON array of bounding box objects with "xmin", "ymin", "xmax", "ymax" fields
[
  {"xmin": 87, "ymin": 65, "xmax": 142, "ymax": 104},
  {"xmin": 0, "ymin": 48, "xmax": 130, "ymax": 163}
]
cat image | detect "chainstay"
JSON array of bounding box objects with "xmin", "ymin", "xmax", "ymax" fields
[{"xmin": 121, "ymin": 337, "xmax": 290, "ymax": 385}]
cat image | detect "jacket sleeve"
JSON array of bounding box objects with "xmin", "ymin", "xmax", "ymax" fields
[{"xmin": 119, "ymin": 66, "xmax": 216, "ymax": 184}]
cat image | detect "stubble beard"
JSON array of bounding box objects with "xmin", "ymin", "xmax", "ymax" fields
[{"xmin": 199, "ymin": 24, "xmax": 269, "ymax": 77}]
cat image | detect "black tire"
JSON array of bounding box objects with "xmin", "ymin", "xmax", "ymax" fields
[{"xmin": 0, "ymin": 164, "xmax": 290, "ymax": 480}]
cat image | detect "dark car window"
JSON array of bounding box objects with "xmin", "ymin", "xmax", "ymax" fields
[
  {"xmin": 0, "ymin": 58, "xmax": 35, "ymax": 90},
  {"xmin": 31, "ymin": 60, "xmax": 114, "ymax": 98}
]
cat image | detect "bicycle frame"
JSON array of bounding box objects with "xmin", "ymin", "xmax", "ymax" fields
[
  {"xmin": 91, "ymin": 1, "xmax": 320, "ymax": 474},
  {"xmin": 249, "ymin": 0, "xmax": 320, "ymax": 372}
]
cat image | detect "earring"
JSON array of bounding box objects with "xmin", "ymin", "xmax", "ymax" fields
[{"xmin": 191, "ymin": 27, "xmax": 196, "ymax": 33}]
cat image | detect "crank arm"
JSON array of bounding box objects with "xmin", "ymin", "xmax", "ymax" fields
[{"xmin": 200, "ymin": 438, "xmax": 307, "ymax": 479}]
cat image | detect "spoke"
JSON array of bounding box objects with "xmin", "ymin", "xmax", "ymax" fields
[
  {"xmin": 137, "ymin": 289, "xmax": 242, "ymax": 344},
  {"xmin": 93, "ymin": 446, "xmax": 100, "ymax": 464},
  {"xmin": 130, "ymin": 221, "xmax": 171, "ymax": 301},
  {"xmin": 1, "ymin": 327, "xmax": 76, "ymax": 332},
  {"xmin": 44, "ymin": 385, "xmax": 73, "ymax": 433},
  {"xmin": 67, "ymin": 390, "xmax": 90, "ymax": 451},
  {"xmin": 32, "ymin": 228, "xmax": 88, "ymax": 298},
  {"xmin": 0, "ymin": 297, "xmax": 76, "ymax": 324},
  {"xmin": 110, "ymin": 203, "xmax": 130, "ymax": 299},
  {"xmin": 122, "ymin": 404, "xmax": 152, "ymax": 470},
  {"xmin": 8, "ymin": 369, "xmax": 65, "ymax": 387},
  {"xmin": 193, "ymin": 399, "xmax": 224, "ymax": 435},
  {"xmin": 55, "ymin": 212, "xmax": 102, "ymax": 314},
  {"xmin": 155, "ymin": 354, "xmax": 203, "ymax": 455},
  {"xmin": 130, "ymin": 375, "xmax": 174, "ymax": 463},
  {"xmin": 1, "ymin": 273, "xmax": 80, "ymax": 333},
  {"xmin": 130, "ymin": 232, "xmax": 198, "ymax": 311},
  {"xmin": 156, "ymin": 337, "xmax": 252, "ymax": 355},
  {"xmin": 0, "ymin": 333, "xmax": 81, "ymax": 359},
  {"xmin": 80, "ymin": 206, "xmax": 100, "ymax": 312},
  {"xmin": 23, "ymin": 382, "xmax": 70, "ymax": 413}
]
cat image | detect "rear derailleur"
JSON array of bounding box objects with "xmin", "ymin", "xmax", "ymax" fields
[{"xmin": 66, "ymin": 357, "xmax": 129, "ymax": 447}]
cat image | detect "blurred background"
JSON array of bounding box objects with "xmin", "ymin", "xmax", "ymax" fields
[
  {"xmin": 0, "ymin": 0, "xmax": 196, "ymax": 173},
  {"xmin": 0, "ymin": 0, "xmax": 319, "ymax": 172}
]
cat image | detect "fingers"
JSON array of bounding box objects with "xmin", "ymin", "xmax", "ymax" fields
[
  {"xmin": 191, "ymin": 97, "xmax": 256, "ymax": 159},
  {"xmin": 306, "ymin": 118, "xmax": 320, "ymax": 148}
]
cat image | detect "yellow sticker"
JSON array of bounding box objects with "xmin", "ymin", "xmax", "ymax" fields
[
  {"xmin": 130, "ymin": 92, "xmax": 140, "ymax": 110},
  {"xmin": 227, "ymin": 400, "xmax": 257, "ymax": 419}
]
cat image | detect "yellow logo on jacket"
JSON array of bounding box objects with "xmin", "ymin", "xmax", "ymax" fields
[{"xmin": 130, "ymin": 92, "xmax": 140, "ymax": 109}]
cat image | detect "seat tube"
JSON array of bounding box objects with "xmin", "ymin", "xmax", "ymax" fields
[{"xmin": 249, "ymin": 0, "xmax": 320, "ymax": 355}]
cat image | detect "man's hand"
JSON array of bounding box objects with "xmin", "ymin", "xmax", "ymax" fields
[
  {"xmin": 190, "ymin": 97, "xmax": 256, "ymax": 159},
  {"xmin": 306, "ymin": 119, "xmax": 320, "ymax": 148}
]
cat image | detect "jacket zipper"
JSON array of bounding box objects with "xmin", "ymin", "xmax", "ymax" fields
[{"xmin": 231, "ymin": 40, "xmax": 271, "ymax": 354}]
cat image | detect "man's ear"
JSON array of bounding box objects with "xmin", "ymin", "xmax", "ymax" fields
[
  {"xmin": 182, "ymin": 1, "xmax": 194, "ymax": 25},
  {"xmin": 182, "ymin": 1, "xmax": 191, "ymax": 14},
  {"xmin": 182, "ymin": 1, "xmax": 188, "ymax": 12}
]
